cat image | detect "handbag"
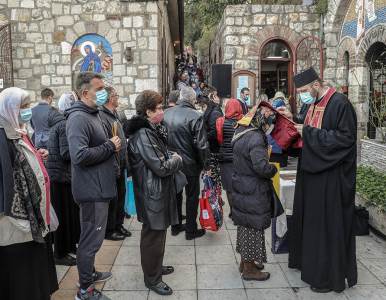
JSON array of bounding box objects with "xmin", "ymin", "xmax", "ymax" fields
[
  {"xmin": 199, "ymin": 175, "xmax": 223, "ymax": 231},
  {"xmin": 174, "ymin": 170, "xmax": 188, "ymax": 194}
]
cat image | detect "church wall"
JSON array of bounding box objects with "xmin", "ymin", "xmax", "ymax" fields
[{"xmin": 0, "ymin": 0, "xmax": 173, "ymax": 107}]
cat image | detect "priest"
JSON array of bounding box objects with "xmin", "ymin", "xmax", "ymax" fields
[{"xmin": 288, "ymin": 67, "xmax": 358, "ymax": 293}]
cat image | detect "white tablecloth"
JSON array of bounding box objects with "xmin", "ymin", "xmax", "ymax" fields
[{"xmin": 276, "ymin": 171, "xmax": 296, "ymax": 238}]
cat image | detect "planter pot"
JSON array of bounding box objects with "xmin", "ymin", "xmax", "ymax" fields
[{"xmin": 356, "ymin": 194, "xmax": 386, "ymax": 236}]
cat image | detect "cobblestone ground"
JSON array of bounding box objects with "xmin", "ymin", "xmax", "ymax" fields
[{"xmin": 53, "ymin": 202, "xmax": 386, "ymax": 300}]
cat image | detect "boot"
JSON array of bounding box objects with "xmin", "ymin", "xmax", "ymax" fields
[
  {"xmin": 239, "ymin": 261, "xmax": 264, "ymax": 274},
  {"xmin": 242, "ymin": 262, "xmax": 270, "ymax": 281}
]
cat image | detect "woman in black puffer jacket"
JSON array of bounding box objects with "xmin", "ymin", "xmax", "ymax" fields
[
  {"xmin": 216, "ymin": 99, "xmax": 244, "ymax": 219},
  {"xmin": 46, "ymin": 105, "xmax": 80, "ymax": 266},
  {"xmin": 232, "ymin": 106, "xmax": 277, "ymax": 282}
]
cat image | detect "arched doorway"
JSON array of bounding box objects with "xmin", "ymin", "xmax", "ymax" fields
[
  {"xmin": 0, "ymin": 17, "xmax": 13, "ymax": 92},
  {"xmin": 365, "ymin": 41, "xmax": 386, "ymax": 140},
  {"xmin": 260, "ymin": 39, "xmax": 293, "ymax": 100}
]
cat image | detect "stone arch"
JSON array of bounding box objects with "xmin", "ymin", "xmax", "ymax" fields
[
  {"xmin": 248, "ymin": 25, "xmax": 302, "ymax": 57},
  {"xmin": 0, "ymin": 14, "xmax": 13, "ymax": 91},
  {"xmin": 357, "ymin": 25, "xmax": 386, "ymax": 66},
  {"xmin": 337, "ymin": 37, "xmax": 356, "ymax": 65}
]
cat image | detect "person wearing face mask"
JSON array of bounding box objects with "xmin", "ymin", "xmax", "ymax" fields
[
  {"xmin": 66, "ymin": 72, "xmax": 121, "ymax": 300},
  {"xmin": 123, "ymin": 90, "xmax": 183, "ymax": 296},
  {"xmin": 231, "ymin": 106, "xmax": 278, "ymax": 282},
  {"xmin": 0, "ymin": 87, "xmax": 59, "ymax": 300},
  {"xmin": 288, "ymin": 67, "xmax": 358, "ymax": 293},
  {"xmin": 239, "ymin": 87, "xmax": 250, "ymax": 114},
  {"xmin": 99, "ymin": 86, "xmax": 131, "ymax": 241}
]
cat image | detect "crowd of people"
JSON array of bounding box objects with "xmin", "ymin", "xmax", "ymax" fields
[{"xmin": 0, "ymin": 66, "xmax": 358, "ymax": 300}]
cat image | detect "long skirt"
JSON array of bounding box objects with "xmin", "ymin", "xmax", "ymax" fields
[
  {"xmin": 236, "ymin": 225, "xmax": 267, "ymax": 265},
  {"xmin": 0, "ymin": 239, "xmax": 59, "ymax": 300},
  {"xmin": 51, "ymin": 182, "xmax": 80, "ymax": 258}
]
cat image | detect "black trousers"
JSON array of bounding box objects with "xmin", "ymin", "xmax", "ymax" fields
[
  {"xmin": 172, "ymin": 192, "xmax": 184, "ymax": 228},
  {"xmin": 140, "ymin": 224, "xmax": 167, "ymax": 286},
  {"xmin": 185, "ymin": 175, "xmax": 200, "ymax": 233},
  {"xmin": 106, "ymin": 171, "xmax": 126, "ymax": 234}
]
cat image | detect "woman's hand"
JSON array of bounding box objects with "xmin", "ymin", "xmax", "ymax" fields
[{"xmin": 37, "ymin": 148, "xmax": 49, "ymax": 160}]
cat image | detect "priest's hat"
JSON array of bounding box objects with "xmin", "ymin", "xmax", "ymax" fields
[{"xmin": 294, "ymin": 67, "xmax": 320, "ymax": 88}]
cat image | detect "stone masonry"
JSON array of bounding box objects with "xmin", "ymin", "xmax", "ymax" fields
[{"xmin": 0, "ymin": 0, "xmax": 175, "ymax": 107}]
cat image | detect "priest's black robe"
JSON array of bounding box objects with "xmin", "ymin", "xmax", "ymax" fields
[{"xmin": 288, "ymin": 92, "xmax": 358, "ymax": 292}]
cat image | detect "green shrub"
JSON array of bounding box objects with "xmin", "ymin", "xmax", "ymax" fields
[{"xmin": 356, "ymin": 165, "xmax": 386, "ymax": 212}]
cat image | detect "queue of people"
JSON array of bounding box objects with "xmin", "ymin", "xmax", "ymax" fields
[{"xmin": 0, "ymin": 66, "xmax": 358, "ymax": 299}]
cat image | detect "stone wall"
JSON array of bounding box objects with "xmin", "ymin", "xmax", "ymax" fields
[
  {"xmin": 0, "ymin": 0, "xmax": 175, "ymax": 107},
  {"xmin": 360, "ymin": 139, "xmax": 386, "ymax": 172},
  {"xmin": 210, "ymin": 4, "xmax": 321, "ymax": 96}
]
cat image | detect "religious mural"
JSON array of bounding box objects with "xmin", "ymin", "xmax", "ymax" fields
[
  {"xmin": 71, "ymin": 34, "xmax": 113, "ymax": 86},
  {"xmin": 341, "ymin": 0, "xmax": 386, "ymax": 41}
]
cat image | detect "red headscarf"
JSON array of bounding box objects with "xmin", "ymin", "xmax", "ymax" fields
[{"xmin": 216, "ymin": 99, "xmax": 243, "ymax": 145}]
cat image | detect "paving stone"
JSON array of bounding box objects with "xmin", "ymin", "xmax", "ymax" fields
[
  {"xmin": 246, "ymin": 288, "xmax": 297, "ymax": 300},
  {"xmin": 129, "ymin": 218, "xmax": 143, "ymax": 231},
  {"xmin": 196, "ymin": 245, "xmax": 237, "ymax": 265},
  {"xmin": 122, "ymin": 230, "xmax": 141, "ymax": 246},
  {"xmin": 243, "ymin": 263, "xmax": 290, "ymax": 289},
  {"xmin": 357, "ymin": 236, "xmax": 386, "ymax": 259},
  {"xmin": 103, "ymin": 265, "xmax": 147, "ymax": 291},
  {"xmin": 51, "ymin": 289, "xmax": 76, "ymax": 300},
  {"xmin": 164, "ymin": 245, "xmax": 196, "ymax": 265},
  {"xmin": 343, "ymin": 285, "xmax": 386, "ymax": 300},
  {"xmin": 360, "ymin": 259, "xmax": 386, "ymax": 284},
  {"xmin": 194, "ymin": 229, "xmax": 232, "ymax": 246},
  {"xmin": 197, "ymin": 264, "xmax": 243, "ymax": 289},
  {"xmin": 56, "ymin": 265, "xmax": 70, "ymax": 283},
  {"xmin": 114, "ymin": 246, "xmax": 141, "ymax": 265},
  {"xmin": 95, "ymin": 245, "xmax": 120, "ymax": 265},
  {"xmin": 103, "ymin": 291, "xmax": 148, "ymax": 300},
  {"xmin": 198, "ymin": 289, "xmax": 248, "ymax": 300},
  {"xmin": 165, "ymin": 230, "xmax": 195, "ymax": 246},
  {"xmin": 295, "ymin": 287, "xmax": 348, "ymax": 299},
  {"xmin": 279, "ymin": 263, "xmax": 308, "ymax": 288},
  {"xmin": 149, "ymin": 290, "xmax": 197, "ymax": 300},
  {"xmin": 162, "ymin": 265, "xmax": 197, "ymax": 291},
  {"xmin": 356, "ymin": 261, "xmax": 382, "ymax": 285}
]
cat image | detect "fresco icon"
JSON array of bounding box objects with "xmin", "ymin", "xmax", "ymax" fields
[{"xmin": 71, "ymin": 34, "xmax": 113, "ymax": 85}]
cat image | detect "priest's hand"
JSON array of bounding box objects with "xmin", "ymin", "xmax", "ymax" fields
[
  {"xmin": 277, "ymin": 107, "xmax": 293, "ymax": 120},
  {"xmin": 295, "ymin": 124, "xmax": 303, "ymax": 137},
  {"xmin": 37, "ymin": 148, "xmax": 49, "ymax": 160}
]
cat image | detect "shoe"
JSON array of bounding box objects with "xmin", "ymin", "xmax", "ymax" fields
[
  {"xmin": 185, "ymin": 229, "xmax": 206, "ymax": 240},
  {"xmin": 105, "ymin": 232, "xmax": 125, "ymax": 241},
  {"xmin": 171, "ymin": 224, "xmax": 185, "ymax": 236},
  {"xmin": 311, "ymin": 287, "xmax": 333, "ymax": 293},
  {"xmin": 146, "ymin": 281, "xmax": 173, "ymax": 296},
  {"xmin": 162, "ymin": 266, "xmax": 174, "ymax": 275},
  {"xmin": 75, "ymin": 285, "xmax": 111, "ymax": 300},
  {"xmin": 117, "ymin": 226, "xmax": 132, "ymax": 237},
  {"xmin": 93, "ymin": 271, "xmax": 112, "ymax": 283},
  {"xmin": 77, "ymin": 271, "xmax": 112, "ymax": 288},
  {"xmin": 239, "ymin": 261, "xmax": 264, "ymax": 273},
  {"xmin": 55, "ymin": 254, "xmax": 77, "ymax": 266},
  {"xmin": 242, "ymin": 262, "xmax": 270, "ymax": 281},
  {"xmin": 182, "ymin": 215, "xmax": 186, "ymax": 220}
]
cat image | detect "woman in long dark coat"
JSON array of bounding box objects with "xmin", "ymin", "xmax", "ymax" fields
[
  {"xmin": 0, "ymin": 87, "xmax": 58, "ymax": 300},
  {"xmin": 232, "ymin": 106, "xmax": 277, "ymax": 281},
  {"xmin": 216, "ymin": 99, "xmax": 244, "ymax": 219},
  {"xmin": 123, "ymin": 90, "xmax": 183, "ymax": 296},
  {"xmin": 46, "ymin": 101, "xmax": 80, "ymax": 266}
]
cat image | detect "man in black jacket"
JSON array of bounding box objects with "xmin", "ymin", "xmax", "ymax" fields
[
  {"xmin": 164, "ymin": 87, "xmax": 210, "ymax": 240},
  {"xmin": 66, "ymin": 72, "xmax": 121, "ymax": 300},
  {"xmin": 99, "ymin": 86, "xmax": 131, "ymax": 241}
]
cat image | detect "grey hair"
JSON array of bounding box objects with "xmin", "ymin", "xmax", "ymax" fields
[
  {"xmin": 179, "ymin": 87, "xmax": 196, "ymax": 104},
  {"xmin": 75, "ymin": 72, "xmax": 104, "ymax": 96}
]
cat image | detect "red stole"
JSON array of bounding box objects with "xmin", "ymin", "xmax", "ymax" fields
[{"xmin": 304, "ymin": 88, "xmax": 336, "ymax": 129}]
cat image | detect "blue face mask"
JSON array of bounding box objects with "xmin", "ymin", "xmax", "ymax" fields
[
  {"xmin": 244, "ymin": 95, "xmax": 250, "ymax": 104},
  {"xmin": 19, "ymin": 108, "xmax": 32, "ymax": 123},
  {"xmin": 95, "ymin": 89, "xmax": 108, "ymax": 106},
  {"xmin": 299, "ymin": 92, "xmax": 316, "ymax": 104}
]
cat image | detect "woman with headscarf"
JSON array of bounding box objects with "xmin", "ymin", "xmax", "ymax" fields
[
  {"xmin": 231, "ymin": 106, "xmax": 278, "ymax": 281},
  {"xmin": 215, "ymin": 99, "xmax": 244, "ymax": 219},
  {"xmin": 46, "ymin": 92, "xmax": 80, "ymax": 266},
  {"xmin": 0, "ymin": 87, "xmax": 58, "ymax": 300}
]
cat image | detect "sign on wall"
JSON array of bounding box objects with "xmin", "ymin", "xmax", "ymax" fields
[{"xmin": 71, "ymin": 34, "xmax": 113, "ymax": 86}]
